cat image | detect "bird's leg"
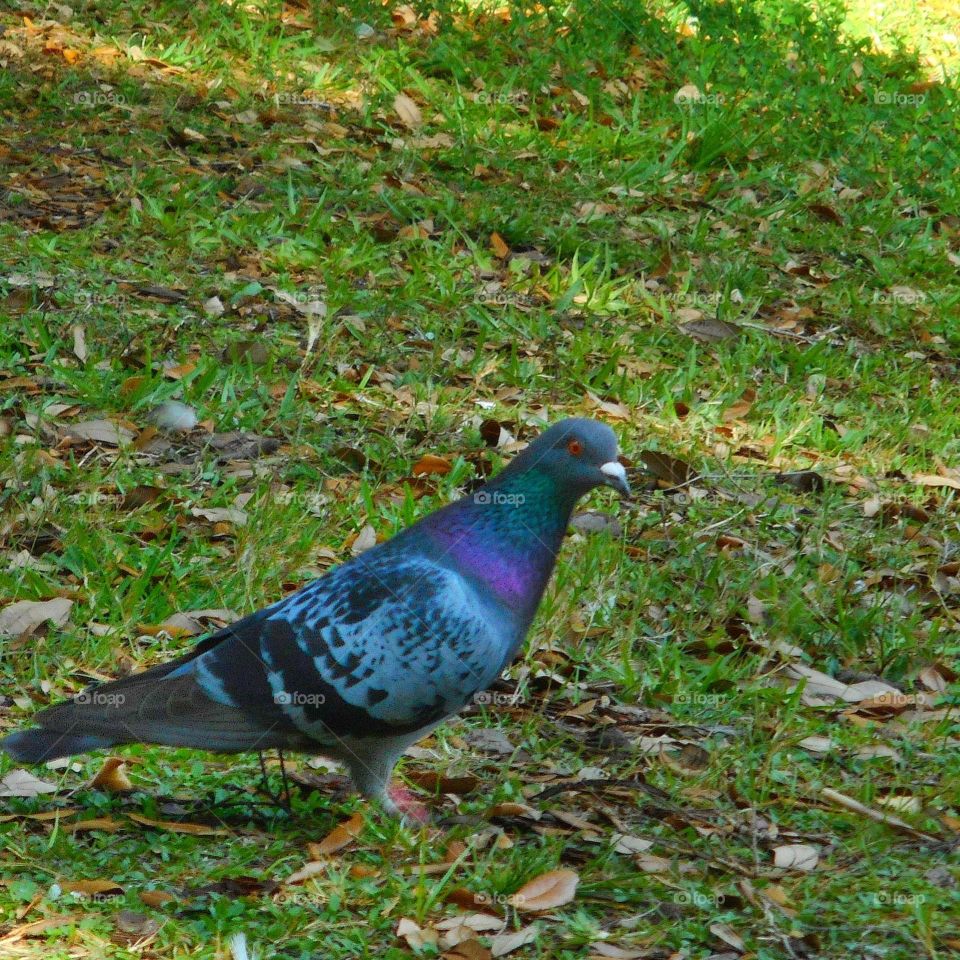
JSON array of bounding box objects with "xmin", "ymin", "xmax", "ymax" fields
[
  {"xmin": 385, "ymin": 783, "xmax": 431, "ymax": 825},
  {"xmin": 277, "ymin": 749, "xmax": 292, "ymax": 809},
  {"xmin": 256, "ymin": 751, "xmax": 292, "ymax": 811},
  {"xmin": 345, "ymin": 751, "xmax": 430, "ymax": 825}
]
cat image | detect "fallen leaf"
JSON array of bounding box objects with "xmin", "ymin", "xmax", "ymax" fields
[
  {"xmin": 639, "ymin": 450, "xmax": 697, "ymax": 485},
  {"xmin": 819, "ymin": 787, "xmax": 934, "ymax": 839},
  {"xmin": 310, "ymin": 811, "xmax": 365, "ymax": 856},
  {"xmin": 64, "ymin": 419, "xmax": 135, "ymax": 445},
  {"xmin": 710, "ymin": 922, "xmax": 746, "ymax": 953},
  {"xmin": 350, "ymin": 524, "xmax": 378, "ymax": 556},
  {"xmin": 65, "ymin": 817, "xmax": 126, "ymax": 833},
  {"xmin": 0, "ymin": 808, "xmax": 79, "ymax": 823},
  {"xmin": 72, "ymin": 325, "xmax": 87, "ymax": 362},
  {"xmin": 489, "ymin": 925, "xmax": 539, "ymax": 956},
  {"xmin": 61, "ymin": 878, "xmax": 124, "ymax": 897},
  {"xmin": 413, "ymin": 453, "xmax": 453, "ymax": 476},
  {"xmin": 570, "ymin": 511, "xmax": 623, "ymax": 536},
  {"xmin": 285, "ymin": 860, "xmax": 327, "ymax": 884},
  {"xmin": 585, "ymin": 391, "xmax": 631, "ymax": 420},
  {"xmin": 0, "ymin": 769, "xmax": 58, "ymax": 797},
  {"xmin": 444, "ymin": 939, "xmax": 493, "ymax": 960},
  {"xmin": 391, "ymin": 4, "xmax": 418, "ymax": 29},
  {"xmin": 490, "ymin": 232, "xmax": 510, "ymax": 258},
  {"xmin": 397, "ymin": 917, "xmax": 439, "ymax": 950},
  {"xmin": 89, "ymin": 757, "xmax": 134, "ymax": 793},
  {"xmin": 190, "ymin": 507, "xmax": 248, "ymax": 526},
  {"xmin": 773, "ymin": 844, "xmax": 819, "ymax": 872},
  {"xmin": 114, "ymin": 910, "xmax": 160, "ymax": 939},
  {"xmin": 394, "ymin": 93, "xmax": 423, "ymax": 129},
  {"xmin": 139, "ymin": 890, "xmax": 176, "ymax": 907},
  {"xmin": 0, "ymin": 597, "xmax": 72, "ymax": 638},
  {"xmin": 912, "ymin": 473, "xmax": 960, "ymax": 491},
  {"xmin": 681, "ymin": 318, "xmax": 740, "ymax": 342},
  {"xmin": 512, "ymin": 869, "xmax": 578, "ymax": 912},
  {"xmin": 127, "ymin": 813, "xmax": 227, "ymax": 835}
]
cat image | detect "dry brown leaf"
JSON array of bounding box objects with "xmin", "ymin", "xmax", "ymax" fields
[
  {"xmin": 127, "ymin": 813, "xmax": 227, "ymax": 835},
  {"xmin": 819, "ymin": 787, "xmax": 935, "ymax": 839},
  {"xmin": 489, "ymin": 925, "xmax": 539, "ymax": 957},
  {"xmin": 89, "ymin": 757, "xmax": 134, "ymax": 793},
  {"xmin": 72, "ymin": 325, "xmax": 87, "ymax": 362},
  {"xmin": 919, "ymin": 664, "xmax": 953, "ymax": 693},
  {"xmin": 190, "ymin": 507, "xmax": 248, "ymax": 526},
  {"xmin": 286, "ymin": 860, "xmax": 327, "ymax": 884},
  {"xmin": 0, "ymin": 914, "xmax": 75, "ymax": 944},
  {"xmin": 710, "ymin": 922, "xmax": 746, "ymax": 953},
  {"xmin": 64, "ymin": 419, "xmax": 135, "ymax": 445},
  {"xmin": 413, "ymin": 453, "xmax": 453, "ymax": 476},
  {"xmin": 391, "ymin": 4, "xmax": 418, "ymax": 29},
  {"xmin": 639, "ymin": 450, "xmax": 696, "ymax": 485},
  {"xmin": 65, "ymin": 817, "xmax": 126, "ymax": 833},
  {"xmin": 310, "ymin": 811, "xmax": 365, "ymax": 856},
  {"xmin": 0, "ymin": 808, "xmax": 79, "ymax": 823},
  {"xmin": 912, "ymin": 473, "xmax": 960, "ymax": 491},
  {"xmin": 585, "ymin": 391, "xmax": 630, "ymax": 420},
  {"xmin": 61, "ymin": 878, "xmax": 124, "ymax": 897},
  {"xmin": 773, "ymin": 843, "xmax": 819, "ymax": 872},
  {"xmin": 0, "ymin": 597, "xmax": 72, "ymax": 638},
  {"xmin": 394, "ymin": 93, "xmax": 423, "ymax": 129},
  {"xmin": 436, "ymin": 914, "xmax": 505, "ymax": 949},
  {"xmin": 350, "ymin": 524, "xmax": 378, "ymax": 556},
  {"xmin": 490, "ymin": 232, "xmax": 510, "ymax": 258},
  {"xmin": 0, "ymin": 769, "xmax": 58, "ymax": 797},
  {"xmin": 444, "ymin": 939, "xmax": 493, "ymax": 960},
  {"xmin": 512, "ymin": 868, "xmax": 579, "ymax": 912},
  {"xmin": 139, "ymin": 890, "xmax": 176, "ymax": 907},
  {"xmin": 397, "ymin": 918, "xmax": 439, "ymax": 950}
]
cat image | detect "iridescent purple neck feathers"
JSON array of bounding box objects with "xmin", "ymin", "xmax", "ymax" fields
[{"xmin": 418, "ymin": 469, "xmax": 577, "ymax": 618}]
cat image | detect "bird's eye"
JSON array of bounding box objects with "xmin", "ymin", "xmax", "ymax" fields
[{"xmin": 567, "ymin": 439, "xmax": 583, "ymax": 456}]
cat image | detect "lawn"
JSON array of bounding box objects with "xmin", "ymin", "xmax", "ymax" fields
[{"xmin": 0, "ymin": 0, "xmax": 958, "ymax": 957}]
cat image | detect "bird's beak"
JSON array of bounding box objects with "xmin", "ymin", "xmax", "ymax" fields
[{"xmin": 599, "ymin": 460, "xmax": 631, "ymax": 497}]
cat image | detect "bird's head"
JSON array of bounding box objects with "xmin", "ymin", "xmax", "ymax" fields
[{"xmin": 512, "ymin": 418, "xmax": 630, "ymax": 498}]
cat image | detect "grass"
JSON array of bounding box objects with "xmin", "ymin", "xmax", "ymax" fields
[{"xmin": 1, "ymin": 0, "xmax": 958, "ymax": 957}]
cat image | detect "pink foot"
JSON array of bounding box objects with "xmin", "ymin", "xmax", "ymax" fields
[{"xmin": 387, "ymin": 784, "xmax": 431, "ymax": 824}]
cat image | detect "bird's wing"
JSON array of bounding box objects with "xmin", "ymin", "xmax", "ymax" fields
[
  {"xmin": 33, "ymin": 552, "xmax": 510, "ymax": 752},
  {"xmin": 192, "ymin": 552, "xmax": 510, "ymax": 744}
]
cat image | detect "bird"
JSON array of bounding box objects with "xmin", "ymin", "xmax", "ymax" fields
[{"xmin": 2, "ymin": 418, "xmax": 630, "ymax": 818}]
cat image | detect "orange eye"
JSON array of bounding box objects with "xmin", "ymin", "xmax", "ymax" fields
[{"xmin": 567, "ymin": 439, "xmax": 583, "ymax": 456}]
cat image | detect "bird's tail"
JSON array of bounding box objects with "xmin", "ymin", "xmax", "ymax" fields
[
  {"xmin": 2, "ymin": 728, "xmax": 118, "ymax": 763},
  {"xmin": 1, "ymin": 646, "xmax": 297, "ymax": 765}
]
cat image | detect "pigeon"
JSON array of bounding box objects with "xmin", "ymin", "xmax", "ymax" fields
[{"xmin": 2, "ymin": 418, "xmax": 629, "ymax": 817}]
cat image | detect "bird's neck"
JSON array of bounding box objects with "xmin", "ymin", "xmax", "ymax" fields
[{"xmin": 421, "ymin": 469, "xmax": 577, "ymax": 620}]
